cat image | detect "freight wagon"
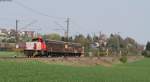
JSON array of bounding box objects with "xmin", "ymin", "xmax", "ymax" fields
[
  {"xmin": 24, "ymin": 37, "xmax": 84, "ymax": 57},
  {"xmin": 0, "ymin": 43, "xmax": 16, "ymax": 51},
  {"xmin": 0, "ymin": 42, "xmax": 25, "ymax": 51}
]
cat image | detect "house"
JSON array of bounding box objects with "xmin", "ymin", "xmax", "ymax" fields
[
  {"xmin": 0, "ymin": 28, "xmax": 8, "ymax": 34},
  {"xmin": 8, "ymin": 29, "xmax": 16, "ymax": 36},
  {"xmin": 99, "ymin": 34, "xmax": 107, "ymax": 47},
  {"xmin": 0, "ymin": 28, "xmax": 8, "ymax": 41},
  {"xmin": 22, "ymin": 31, "xmax": 35, "ymax": 38}
]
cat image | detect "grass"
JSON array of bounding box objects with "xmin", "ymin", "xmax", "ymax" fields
[
  {"xmin": 0, "ymin": 58, "xmax": 149, "ymax": 82},
  {"xmin": 0, "ymin": 51, "xmax": 24, "ymax": 57}
]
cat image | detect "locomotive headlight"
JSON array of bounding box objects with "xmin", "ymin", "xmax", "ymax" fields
[{"xmin": 65, "ymin": 44, "xmax": 68, "ymax": 49}]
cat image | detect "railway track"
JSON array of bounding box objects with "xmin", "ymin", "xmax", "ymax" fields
[
  {"xmin": 0, "ymin": 56, "xmax": 81, "ymax": 59},
  {"xmin": 0, "ymin": 56, "xmax": 27, "ymax": 59}
]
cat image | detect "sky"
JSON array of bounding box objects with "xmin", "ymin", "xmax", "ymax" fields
[{"xmin": 0, "ymin": 0, "xmax": 150, "ymax": 44}]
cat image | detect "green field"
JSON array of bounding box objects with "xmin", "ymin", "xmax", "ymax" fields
[
  {"xmin": 0, "ymin": 58, "xmax": 149, "ymax": 82},
  {"xmin": 0, "ymin": 51, "xmax": 24, "ymax": 57}
]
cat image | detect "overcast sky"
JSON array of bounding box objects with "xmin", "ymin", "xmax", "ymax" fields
[{"xmin": 0, "ymin": 0, "xmax": 150, "ymax": 44}]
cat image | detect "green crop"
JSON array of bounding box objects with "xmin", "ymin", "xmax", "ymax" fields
[{"xmin": 0, "ymin": 58, "xmax": 149, "ymax": 82}]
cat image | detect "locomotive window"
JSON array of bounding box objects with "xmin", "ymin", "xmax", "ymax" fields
[
  {"xmin": 32, "ymin": 38, "xmax": 44, "ymax": 42},
  {"xmin": 32, "ymin": 38, "xmax": 38, "ymax": 41}
]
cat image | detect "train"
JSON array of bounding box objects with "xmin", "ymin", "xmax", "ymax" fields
[
  {"xmin": 0, "ymin": 42, "xmax": 26, "ymax": 52},
  {"xmin": 0, "ymin": 43, "xmax": 17, "ymax": 51},
  {"xmin": 24, "ymin": 36, "xmax": 84, "ymax": 57}
]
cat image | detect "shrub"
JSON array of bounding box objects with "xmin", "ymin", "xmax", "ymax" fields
[
  {"xmin": 120, "ymin": 56, "xmax": 127, "ymax": 63},
  {"xmin": 99, "ymin": 51, "xmax": 107, "ymax": 56},
  {"xmin": 142, "ymin": 50, "xmax": 150, "ymax": 57}
]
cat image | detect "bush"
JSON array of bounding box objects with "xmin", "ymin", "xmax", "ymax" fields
[
  {"xmin": 99, "ymin": 51, "xmax": 107, "ymax": 56},
  {"xmin": 120, "ymin": 56, "xmax": 127, "ymax": 63},
  {"xmin": 142, "ymin": 50, "xmax": 150, "ymax": 57}
]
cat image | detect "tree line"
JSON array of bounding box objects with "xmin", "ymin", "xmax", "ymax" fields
[{"xmin": 42, "ymin": 33, "xmax": 144, "ymax": 57}]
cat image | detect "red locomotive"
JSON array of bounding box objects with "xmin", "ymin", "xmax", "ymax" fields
[{"xmin": 24, "ymin": 36, "xmax": 84, "ymax": 57}]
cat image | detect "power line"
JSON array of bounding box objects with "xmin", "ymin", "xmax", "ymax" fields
[
  {"xmin": 0, "ymin": 0, "xmax": 12, "ymax": 2},
  {"xmin": 70, "ymin": 19, "xmax": 84, "ymax": 30},
  {"xmin": 13, "ymin": 0, "xmax": 66, "ymax": 20},
  {"xmin": 54, "ymin": 21, "xmax": 65, "ymax": 29},
  {"xmin": 69, "ymin": 19, "xmax": 84, "ymax": 34},
  {"xmin": 1, "ymin": 0, "xmax": 69, "ymax": 35},
  {"xmin": 20, "ymin": 20, "xmax": 38, "ymax": 30},
  {"xmin": 54, "ymin": 18, "xmax": 70, "ymax": 41}
]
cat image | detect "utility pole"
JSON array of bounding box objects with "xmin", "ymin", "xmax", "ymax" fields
[
  {"xmin": 15, "ymin": 20, "xmax": 19, "ymax": 57},
  {"xmin": 117, "ymin": 32, "xmax": 121, "ymax": 55},
  {"xmin": 99, "ymin": 31, "xmax": 102, "ymax": 40},
  {"xmin": 98, "ymin": 31, "xmax": 102, "ymax": 56},
  {"xmin": 66, "ymin": 17, "xmax": 70, "ymax": 42},
  {"xmin": 16, "ymin": 20, "xmax": 19, "ymax": 43}
]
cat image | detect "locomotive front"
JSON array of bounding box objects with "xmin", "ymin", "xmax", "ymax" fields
[{"xmin": 24, "ymin": 36, "xmax": 47, "ymax": 57}]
